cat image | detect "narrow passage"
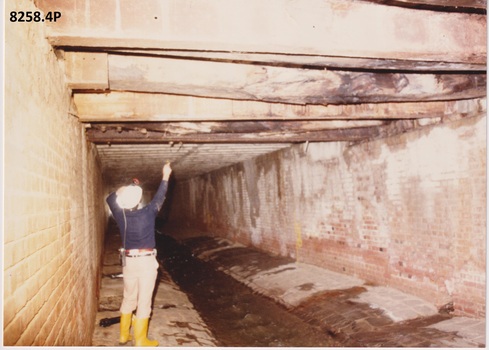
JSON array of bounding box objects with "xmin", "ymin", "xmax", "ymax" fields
[{"xmin": 156, "ymin": 233, "xmax": 340, "ymax": 347}]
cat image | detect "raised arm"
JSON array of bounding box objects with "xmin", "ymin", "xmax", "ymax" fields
[{"xmin": 150, "ymin": 162, "xmax": 173, "ymax": 212}]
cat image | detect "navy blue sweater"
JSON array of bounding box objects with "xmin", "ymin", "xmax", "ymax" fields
[{"xmin": 106, "ymin": 181, "xmax": 168, "ymax": 249}]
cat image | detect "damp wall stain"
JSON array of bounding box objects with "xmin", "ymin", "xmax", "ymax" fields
[
  {"xmin": 242, "ymin": 159, "xmax": 260, "ymax": 228},
  {"xmin": 168, "ymin": 114, "xmax": 486, "ymax": 317}
]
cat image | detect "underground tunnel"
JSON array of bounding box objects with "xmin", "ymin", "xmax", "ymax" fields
[{"xmin": 4, "ymin": 0, "xmax": 487, "ymax": 347}]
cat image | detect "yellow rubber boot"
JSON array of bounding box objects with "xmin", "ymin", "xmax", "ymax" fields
[
  {"xmin": 133, "ymin": 317, "xmax": 159, "ymax": 347},
  {"xmin": 119, "ymin": 313, "xmax": 133, "ymax": 344}
]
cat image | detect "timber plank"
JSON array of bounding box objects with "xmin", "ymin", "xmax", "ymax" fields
[
  {"xmin": 86, "ymin": 127, "xmax": 383, "ymax": 143},
  {"xmin": 73, "ymin": 92, "xmax": 486, "ymax": 122},
  {"xmin": 107, "ymin": 55, "xmax": 486, "ymax": 104}
]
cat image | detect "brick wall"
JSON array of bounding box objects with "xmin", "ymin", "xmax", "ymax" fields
[
  {"xmin": 4, "ymin": 0, "xmax": 106, "ymax": 345},
  {"xmin": 169, "ymin": 113, "xmax": 486, "ymax": 318}
]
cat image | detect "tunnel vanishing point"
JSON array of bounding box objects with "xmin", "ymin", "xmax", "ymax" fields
[{"xmin": 4, "ymin": 0, "xmax": 486, "ymax": 346}]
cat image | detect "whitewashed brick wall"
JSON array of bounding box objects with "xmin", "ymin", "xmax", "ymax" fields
[{"xmin": 169, "ymin": 113, "xmax": 486, "ymax": 318}]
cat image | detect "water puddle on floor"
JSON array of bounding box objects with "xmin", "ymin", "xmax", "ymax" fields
[{"xmin": 156, "ymin": 234, "xmax": 340, "ymax": 347}]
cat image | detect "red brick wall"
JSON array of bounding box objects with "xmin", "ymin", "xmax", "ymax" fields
[
  {"xmin": 169, "ymin": 113, "xmax": 486, "ymax": 317},
  {"xmin": 4, "ymin": 0, "xmax": 106, "ymax": 345}
]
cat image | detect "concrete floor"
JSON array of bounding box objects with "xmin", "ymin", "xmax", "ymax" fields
[{"xmin": 92, "ymin": 224, "xmax": 486, "ymax": 347}]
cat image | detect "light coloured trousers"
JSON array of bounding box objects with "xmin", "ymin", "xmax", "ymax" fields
[{"xmin": 120, "ymin": 254, "xmax": 159, "ymax": 318}]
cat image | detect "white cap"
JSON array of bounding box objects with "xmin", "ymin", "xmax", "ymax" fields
[{"xmin": 116, "ymin": 185, "xmax": 143, "ymax": 209}]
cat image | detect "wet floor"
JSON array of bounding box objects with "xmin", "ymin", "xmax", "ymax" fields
[
  {"xmin": 156, "ymin": 233, "xmax": 341, "ymax": 347},
  {"xmin": 93, "ymin": 222, "xmax": 485, "ymax": 347}
]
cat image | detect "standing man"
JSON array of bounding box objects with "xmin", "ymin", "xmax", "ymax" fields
[{"xmin": 106, "ymin": 162, "xmax": 172, "ymax": 346}]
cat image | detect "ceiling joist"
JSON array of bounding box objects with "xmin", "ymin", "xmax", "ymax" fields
[
  {"xmin": 43, "ymin": 0, "xmax": 486, "ymax": 68},
  {"xmin": 74, "ymin": 92, "xmax": 486, "ymax": 123},
  {"xmin": 88, "ymin": 49, "xmax": 486, "ymax": 72},
  {"xmin": 108, "ymin": 55, "xmax": 486, "ymax": 104},
  {"xmin": 86, "ymin": 125, "xmax": 384, "ymax": 144},
  {"xmin": 66, "ymin": 52, "xmax": 486, "ymax": 105},
  {"xmin": 85, "ymin": 119, "xmax": 426, "ymax": 144}
]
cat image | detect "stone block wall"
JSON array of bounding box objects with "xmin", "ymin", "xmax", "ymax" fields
[
  {"xmin": 4, "ymin": 0, "xmax": 106, "ymax": 345},
  {"xmin": 169, "ymin": 113, "xmax": 486, "ymax": 318}
]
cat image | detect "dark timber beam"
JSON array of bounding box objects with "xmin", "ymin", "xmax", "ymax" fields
[
  {"xmin": 91, "ymin": 49, "xmax": 486, "ymax": 72},
  {"xmin": 106, "ymin": 55, "xmax": 486, "ymax": 104},
  {"xmin": 64, "ymin": 53, "xmax": 485, "ymax": 105},
  {"xmin": 86, "ymin": 127, "xmax": 382, "ymax": 143},
  {"xmin": 88, "ymin": 120, "xmax": 385, "ymax": 134},
  {"xmin": 363, "ymin": 0, "xmax": 486, "ymax": 13},
  {"xmin": 85, "ymin": 120, "xmax": 417, "ymax": 143}
]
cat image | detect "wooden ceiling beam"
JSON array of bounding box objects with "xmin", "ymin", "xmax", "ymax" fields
[
  {"xmin": 84, "ymin": 119, "xmax": 437, "ymax": 144},
  {"xmin": 87, "ymin": 120, "xmax": 386, "ymax": 135},
  {"xmin": 105, "ymin": 55, "xmax": 485, "ymax": 105},
  {"xmin": 85, "ymin": 125, "xmax": 386, "ymax": 144},
  {"xmin": 73, "ymin": 92, "xmax": 486, "ymax": 122},
  {"xmin": 39, "ymin": 0, "xmax": 486, "ymax": 66},
  {"xmin": 89, "ymin": 49, "xmax": 486, "ymax": 72},
  {"xmin": 63, "ymin": 52, "xmax": 485, "ymax": 105}
]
